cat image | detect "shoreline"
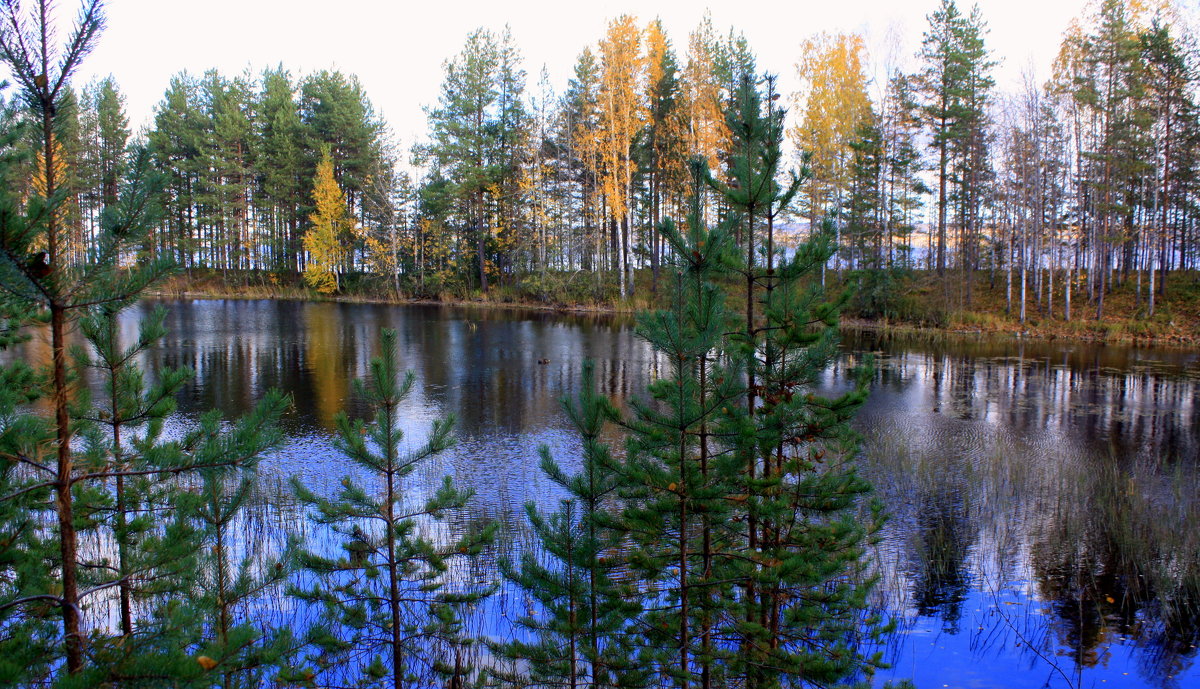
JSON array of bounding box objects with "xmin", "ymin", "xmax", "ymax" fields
[
  {"xmin": 839, "ymin": 317, "xmax": 1199, "ymax": 347},
  {"xmin": 147, "ymin": 286, "xmax": 1199, "ymax": 349}
]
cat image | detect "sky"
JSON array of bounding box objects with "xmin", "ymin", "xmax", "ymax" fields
[{"xmin": 55, "ymin": 0, "xmax": 1196, "ymax": 150}]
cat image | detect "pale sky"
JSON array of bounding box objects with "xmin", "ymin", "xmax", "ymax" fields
[{"xmin": 56, "ymin": 0, "xmax": 1194, "ymax": 150}]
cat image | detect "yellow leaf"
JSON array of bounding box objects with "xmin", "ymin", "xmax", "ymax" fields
[
  {"xmin": 790, "ymin": 32, "xmax": 873, "ymax": 226},
  {"xmin": 196, "ymin": 656, "xmax": 218, "ymax": 671}
]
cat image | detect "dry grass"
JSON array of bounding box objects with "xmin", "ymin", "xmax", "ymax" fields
[{"xmin": 846, "ymin": 269, "xmax": 1200, "ymax": 345}]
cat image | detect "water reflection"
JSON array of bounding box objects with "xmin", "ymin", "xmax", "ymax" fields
[
  {"xmin": 108, "ymin": 301, "xmax": 1200, "ymax": 688},
  {"xmin": 844, "ymin": 331, "xmax": 1200, "ymax": 688}
]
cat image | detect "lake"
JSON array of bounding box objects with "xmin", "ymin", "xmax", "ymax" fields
[{"xmin": 114, "ymin": 299, "xmax": 1200, "ymax": 688}]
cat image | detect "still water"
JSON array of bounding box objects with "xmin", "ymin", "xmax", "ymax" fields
[{"xmin": 129, "ymin": 299, "xmax": 1199, "ymax": 688}]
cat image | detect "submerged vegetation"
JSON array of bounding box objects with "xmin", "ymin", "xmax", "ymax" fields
[{"xmin": 863, "ymin": 422, "xmax": 1200, "ymax": 687}]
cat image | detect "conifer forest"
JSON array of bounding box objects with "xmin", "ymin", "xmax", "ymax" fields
[{"xmin": 0, "ymin": 1, "xmax": 1199, "ymax": 688}]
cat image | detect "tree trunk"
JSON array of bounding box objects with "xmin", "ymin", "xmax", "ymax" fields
[{"xmin": 52, "ymin": 304, "xmax": 84, "ymax": 674}]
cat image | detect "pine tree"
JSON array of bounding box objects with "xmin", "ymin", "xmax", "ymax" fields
[
  {"xmin": 300, "ymin": 69, "xmax": 384, "ymax": 221},
  {"xmin": 184, "ymin": 393, "xmax": 296, "ymax": 689},
  {"xmin": 879, "ymin": 73, "xmax": 928, "ymax": 273},
  {"xmin": 616, "ymin": 161, "xmax": 744, "ymax": 689},
  {"xmin": 917, "ymin": 0, "xmax": 994, "ymax": 303},
  {"xmin": 291, "ymin": 328, "xmax": 495, "ymax": 689},
  {"xmin": 69, "ymin": 302, "xmax": 291, "ymax": 686},
  {"xmin": 488, "ymin": 360, "xmax": 646, "ymax": 689},
  {"xmin": 205, "ymin": 71, "xmax": 255, "ymax": 272},
  {"xmin": 644, "ymin": 19, "xmax": 687, "ymax": 294},
  {"xmin": 77, "ymin": 76, "xmax": 129, "ymax": 255},
  {"xmin": 708, "ymin": 74, "xmax": 891, "ymax": 688},
  {"xmin": 1137, "ymin": 17, "xmax": 1192, "ymax": 314},
  {"xmin": 561, "ymin": 47, "xmax": 604, "ymax": 279},
  {"xmin": 0, "ymin": 4, "xmax": 291, "ymax": 683},
  {"xmin": 73, "ymin": 304, "xmax": 198, "ymax": 643},
  {"xmin": 303, "ymin": 147, "xmax": 354, "ymax": 293},
  {"xmin": 0, "ymin": 1, "xmax": 175, "ymax": 673},
  {"xmin": 843, "ymin": 119, "xmax": 905, "ymax": 319},
  {"xmin": 0, "ymin": 104, "xmax": 56, "ymax": 679},
  {"xmin": 149, "ymin": 72, "xmax": 210, "ymax": 268},
  {"xmin": 254, "ymin": 66, "xmax": 306, "ymax": 274},
  {"xmin": 493, "ymin": 26, "xmax": 529, "ymax": 283},
  {"xmin": 94, "ymin": 76, "xmax": 129, "ymax": 208},
  {"xmin": 1056, "ymin": 0, "xmax": 1154, "ymax": 319},
  {"xmin": 426, "ymin": 28, "xmax": 505, "ymax": 293}
]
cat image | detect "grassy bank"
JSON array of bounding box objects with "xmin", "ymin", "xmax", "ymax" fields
[
  {"xmin": 849, "ymin": 270, "xmax": 1200, "ymax": 345},
  {"xmin": 149, "ymin": 268, "xmax": 1200, "ymax": 346}
]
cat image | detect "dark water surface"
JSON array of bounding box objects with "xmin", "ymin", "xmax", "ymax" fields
[{"xmin": 126, "ymin": 299, "xmax": 1200, "ymax": 688}]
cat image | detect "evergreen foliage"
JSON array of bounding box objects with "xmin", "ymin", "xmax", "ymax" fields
[
  {"xmin": 291, "ymin": 328, "xmax": 495, "ymax": 689},
  {"xmin": 700, "ymin": 74, "xmax": 890, "ymax": 688},
  {"xmin": 424, "ymin": 27, "xmax": 527, "ymax": 293},
  {"xmin": 0, "ymin": 3, "xmax": 291, "ymax": 685},
  {"xmin": 917, "ymin": 0, "xmax": 994, "ymax": 303},
  {"xmin": 733, "ymin": 70, "xmax": 910, "ymax": 689},
  {"xmin": 616, "ymin": 162, "xmax": 744, "ymax": 689},
  {"xmin": 500, "ymin": 74, "xmax": 898, "ymax": 689},
  {"xmin": 182, "ymin": 391, "xmax": 296, "ymax": 689},
  {"xmin": 488, "ymin": 360, "xmax": 645, "ymax": 689},
  {"xmin": 6, "ymin": 0, "xmax": 1200, "ymax": 685}
]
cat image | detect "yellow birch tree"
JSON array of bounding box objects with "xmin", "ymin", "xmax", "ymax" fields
[
  {"xmin": 682, "ymin": 14, "xmax": 728, "ymax": 175},
  {"xmin": 597, "ymin": 15, "xmax": 646, "ymax": 298},
  {"xmin": 303, "ymin": 148, "xmax": 354, "ymax": 293},
  {"xmin": 790, "ymin": 32, "xmax": 874, "ymax": 234}
]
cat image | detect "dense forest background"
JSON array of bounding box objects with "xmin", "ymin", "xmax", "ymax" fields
[{"xmin": 11, "ymin": 0, "xmax": 1200, "ymax": 332}]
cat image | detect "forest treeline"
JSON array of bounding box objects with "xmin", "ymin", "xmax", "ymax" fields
[{"xmin": 7, "ymin": 0, "xmax": 1200, "ymax": 326}]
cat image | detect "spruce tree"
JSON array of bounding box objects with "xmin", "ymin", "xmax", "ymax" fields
[
  {"xmin": 291, "ymin": 328, "xmax": 495, "ymax": 689},
  {"xmin": 488, "ymin": 360, "xmax": 646, "ymax": 689}
]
